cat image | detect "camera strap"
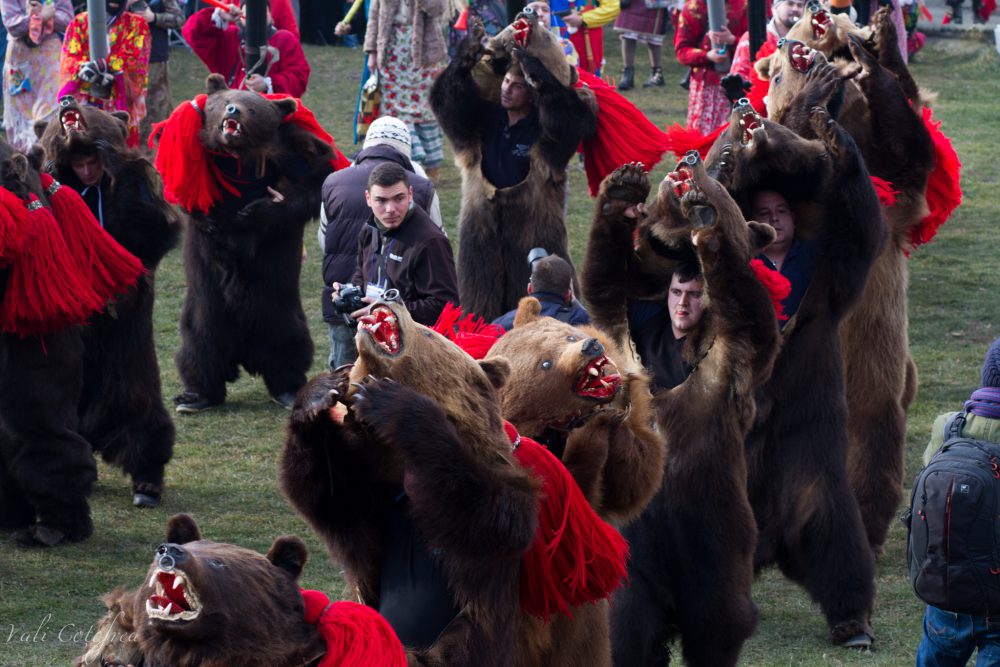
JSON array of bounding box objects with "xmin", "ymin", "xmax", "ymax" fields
[{"xmin": 371, "ymin": 235, "xmax": 397, "ymax": 291}]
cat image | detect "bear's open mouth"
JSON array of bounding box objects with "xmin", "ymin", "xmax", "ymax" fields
[
  {"xmin": 146, "ymin": 569, "xmax": 202, "ymax": 622},
  {"xmin": 221, "ymin": 118, "xmax": 244, "ymax": 138},
  {"xmin": 574, "ymin": 355, "xmax": 621, "ymax": 400},
  {"xmin": 60, "ymin": 109, "xmax": 85, "ymax": 134},
  {"xmin": 809, "ymin": 5, "xmax": 832, "ymax": 38},
  {"xmin": 736, "ymin": 100, "xmax": 762, "ymax": 146},
  {"xmin": 512, "ymin": 16, "xmax": 532, "ymax": 47},
  {"xmin": 788, "ymin": 41, "xmax": 816, "ymax": 73},
  {"xmin": 358, "ymin": 305, "xmax": 401, "ymax": 356},
  {"xmin": 666, "ymin": 151, "xmax": 701, "ymax": 199}
]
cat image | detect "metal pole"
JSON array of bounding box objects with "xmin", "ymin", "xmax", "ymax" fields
[
  {"xmin": 86, "ymin": 0, "xmax": 111, "ymax": 98},
  {"xmin": 749, "ymin": 0, "xmax": 767, "ymax": 55},
  {"xmin": 706, "ymin": 0, "xmax": 731, "ymax": 71},
  {"xmin": 244, "ymin": 0, "xmax": 268, "ymax": 77}
]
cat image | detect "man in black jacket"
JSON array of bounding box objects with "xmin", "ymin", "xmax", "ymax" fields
[
  {"xmin": 331, "ymin": 162, "xmax": 458, "ymax": 332},
  {"xmin": 321, "ymin": 117, "xmax": 441, "ymax": 369}
]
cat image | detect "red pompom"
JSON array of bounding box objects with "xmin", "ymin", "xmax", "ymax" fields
[
  {"xmin": 510, "ymin": 424, "xmax": 629, "ymax": 621},
  {"xmin": 912, "ymin": 106, "xmax": 962, "ymax": 248},
  {"xmin": 41, "ymin": 174, "xmax": 144, "ymax": 303},
  {"xmin": 264, "ymin": 93, "xmax": 352, "ymax": 171},
  {"xmin": 431, "ymin": 302, "xmax": 503, "ymax": 360},
  {"xmin": 663, "ymin": 122, "xmax": 728, "ymax": 161},
  {"xmin": 0, "ymin": 188, "xmax": 106, "ymax": 336},
  {"xmin": 301, "ymin": 589, "xmax": 406, "ymax": 667},
  {"xmin": 750, "ymin": 258, "xmax": 791, "ymax": 321},
  {"xmin": 150, "ymin": 95, "xmax": 220, "ymax": 215},
  {"xmin": 575, "ymin": 69, "xmax": 671, "ymax": 196},
  {"xmin": 745, "ymin": 39, "xmax": 777, "ymax": 117}
]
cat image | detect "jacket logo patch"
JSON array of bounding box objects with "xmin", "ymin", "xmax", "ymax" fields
[{"xmin": 388, "ymin": 253, "xmax": 403, "ymax": 262}]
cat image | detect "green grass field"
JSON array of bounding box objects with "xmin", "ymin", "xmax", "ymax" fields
[{"xmin": 1, "ymin": 32, "xmax": 998, "ymax": 666}]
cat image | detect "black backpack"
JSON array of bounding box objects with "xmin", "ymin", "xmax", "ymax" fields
[{"xmin": 904, "ymin": 412, "xmax": 1000, "ymax": 615}]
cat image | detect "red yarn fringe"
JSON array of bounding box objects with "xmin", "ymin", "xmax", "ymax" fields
[
  {"xmin": 750, "ymin": 258, "xmax": 791, "ymax": 321},
  {"xmin": 663, "ymin": 122, "xmax": 728, "ymax": 161},
  {"xmin": 870, "ymin": 175, "xmax": 899, "ymax": 208},
  {"xmin": 575, "ymin": 69, "xmax": 670, "ymax": 196},
  {"xmin": 41, "ymin": 174, "xmax": 144, "ymax": 302},
  {"xmin": 300, "ymin": 589, "xmax": 406, "ymax": 667},
  {"xmin": 431, "ymin": 302, "xmax": 504, "ymax": 359},
  {"xmin": 0, "ymin": 192, "xmax": 29, "ymax": 265},
  {"xmin": 510, "ymin": 423, "xmax": 629, "ymax": 621},
  {"xmin": 151, "ymin": 95, "xmax": 220, "ymax": 215},
  {"xmin": 264, "ymin": 93, "xmax": 352, "ymax": 171},
  {"xmin": 0, "ymin": 188, "xmax": 105, "ymax": 336},
  {"xmin": 912, "ymin": 106, "xmax": 962, "ymax": 248}
]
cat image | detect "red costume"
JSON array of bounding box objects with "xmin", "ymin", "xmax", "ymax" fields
[
  {"xmin": 182, "ymin": 7, "xmax": 310, "ymax": 97},
  {"xmin": 674, "ymin": 0, "xmax": 746, "ymax": 135}
]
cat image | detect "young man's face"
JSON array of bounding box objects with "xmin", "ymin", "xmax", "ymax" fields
[
  {"xmin": 752, "ymin": 190, "xmax": 795, "ymax": 249},
  {"xmin": 501, "ymin": 72, "xmax": 533, "ymax": 114},
  {"xmin": 70, "ymin": 153, "xmax": 104, "ymax": 188},
  {"xmin": 526, "ymin": 1, "xmax": 552, "ymax": 25},
  {"xmin": 775, "ymin": 0, "xmax": 805, "ymax": 28},
  {"xmin": 667, "ymin": 273, "xmax": 705, "ymax": 339},
  {"xmin": 365, "ymin": 181, "xmax": 413, "ymax": 230}
]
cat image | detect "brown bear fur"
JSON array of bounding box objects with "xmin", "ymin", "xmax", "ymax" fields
[
  {"xmin": 755, "ymin": 17, "xmax": 934, "ymax": 552},
  {"xmin": 583, "ymin": 160, "xmax": 781, "ymax": 666},
  {"xmin": 711, "ymin": 91, "xmax": 883, "ymax": 644},
  {"xmin": 430, "ymin": 16, "xmax": 597, "ymax": 321},
  {"xmin": 76, "ymin": 513, "xmax": 327, "ymax": 667},
  {"xmin": 174, "ymin": 74, "xmax": 333, "ymax": 408},
  {"xmin": 486, "ymin": 298, "xmax": 665, "ymax": 666},
  {"xmin": 280, "ymin": 299, "xmax": 541, "ymax": 666}
]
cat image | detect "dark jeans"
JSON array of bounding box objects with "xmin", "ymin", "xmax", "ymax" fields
[{"xmin": 916, "ymin": 605, "xmax": 1000, "ymax": 667}]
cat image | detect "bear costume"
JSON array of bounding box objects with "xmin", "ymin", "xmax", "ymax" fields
[
  {"xmin": 485, "ymin": 298, "xmax": 665, "ymax": 666},
  {"xmin": 0, "ymin": 138, "xmax": 143, "ymax": 546},
  {"xmin": 76, "ymin": 513, "xmax": 406, "ymax": 667},
  {"xmin": 430, "ymin": 14, "xmax": 598, "ymax": 322},
  {"xmin": 714, "ymin": 80, "xmax": 884, "ymax": 645},
  {"xmin": 281, "ymin": 298, "xmax": 627, "ymax": 666},
  {"xmin": 756, "ymin": 10, "xmax": 936, "ymax": 552},
  {"xmin": 152, "ymin": 74, "xmax": 339, "ymax": 412},
  {"xmin": 38, "ymin": 97, "xmax": 180, "ymax": 509},
  {"xmin": 583, "ymin": 158, "xmax": 782, "ymax": 666}
]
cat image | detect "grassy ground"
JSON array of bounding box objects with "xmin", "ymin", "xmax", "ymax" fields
[{"xmin": 1, "ymin": 32, "xmax": 998, "ymax": 666}]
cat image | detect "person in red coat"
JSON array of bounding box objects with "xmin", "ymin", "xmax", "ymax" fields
[
  {"xmin": 183, "ymin": 0, "xmax": 309, "ymax": 98},
  {"xmin": 674, "ymin": 0, "xmax": 746, "ymax": 135}
]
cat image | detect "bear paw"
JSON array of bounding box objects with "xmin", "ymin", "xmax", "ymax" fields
[
  {"xmin": 800, "ymin": 61, "xmax": 843, "ymax": 113},
  {"xmin": 458, "ymin": 17, "xmax": 487, "ymax": 68},
  {"xmin": 351, "ymin": 377, "xmax": 426, "ymax": 434},
  {"xmin": 514, "ymin": 48, "xmax": 561, "ymax": 91}
]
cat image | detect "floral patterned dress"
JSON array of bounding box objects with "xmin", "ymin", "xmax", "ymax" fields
[
  {"xmin": 59, "ymin": 11, "xmax": 150, "ymax": 145},
  {"xmin": 1, "ymin": 0, "xmax": 74, "ymax": 152}
]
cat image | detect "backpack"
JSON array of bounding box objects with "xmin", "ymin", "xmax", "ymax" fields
[{"xmin": 904, "ymin": 411, "xmax": 1000, "ymax": 615}]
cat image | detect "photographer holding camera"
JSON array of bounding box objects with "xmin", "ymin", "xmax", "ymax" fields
[{"xmin": 330, "ymin": 162, "xmax": 458, "ymax": 359}]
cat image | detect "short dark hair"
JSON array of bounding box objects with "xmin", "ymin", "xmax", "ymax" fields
[
  {"xmin": 673, "ymin": 261, "xmax": 702, "ymax": 284},
  {"xmin": 367, "ymin": 162, "xmax": 410, "ymax": 191},
  {"xmin": 530, "ymin": 255, "xmax": 574, "ymax": 296}
]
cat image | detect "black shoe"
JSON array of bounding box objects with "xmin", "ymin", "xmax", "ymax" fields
[
  {"xmin": 679, "ymin": 68, "xmax": 692, "ymax": 90},
  {"xmin": 174, "ymin": 391, "xmax": 221, "ymax": 414},
  {"xmin": 132, "ymin": 481, "xmax": 162, "ymax": 508},
  {"xmin": 643, "ymin": 67, "xmax": 665, "ymax": 88},
  {"xmin": 270, "ymin": 391, "xmax": 297, "ymax": 410},
  {"xmin": 617, "ymin": 66, "xmax": 635, "ymax": 91},
  {"xmin": 14, "ymin": 516, "xmax": 93, "ymax": 547}
]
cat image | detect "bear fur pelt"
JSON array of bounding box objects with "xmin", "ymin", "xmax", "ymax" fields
[
  {"xmin": 582, "ymin": 158, "xmax": 782, "ymax": 666},
  {"xmin": 38, "ymin": 97, "xmax": 180, "ymax": 508},
  {"xmin": 430, "ymin": 16, "xmax": 597, "ymax": 322},
  {"xmin": 755, "ymin": 13, "xmax": 934, "ymax": 552},
  {"xmin": 162, "ymin": 74, "xmax": 334, "ymax": 409},
  {"xmin": 281, "ymin": 299, "xmax": 541, "ymax": 666},
  {"xmin": 75, "ymin": 513, "xmax": 406, "ymax": 667},
  {"xmin": 486, "ymin": 297, "xmax": 666, "ymax": 666},
  {"xmin": 712, "ymin": 77, "xmax": 883, "ymax": 646}
]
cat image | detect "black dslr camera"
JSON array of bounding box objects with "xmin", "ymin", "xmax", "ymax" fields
[{"xmin": 333, "ymin": 283, "xmax": 367, "ymax": 325}]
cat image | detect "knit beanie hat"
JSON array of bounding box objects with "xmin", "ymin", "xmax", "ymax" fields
[
  {"xmin": 982, "ymin": 337, "xmax": 1000, "ymax": 388},
  {"xmin": 363, "ymin": 117, "xmax": 412, "ymax": 159}
]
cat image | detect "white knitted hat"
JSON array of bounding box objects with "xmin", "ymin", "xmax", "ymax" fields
[{"xmin": 363, "ymin": 117, "xmax": 412, "ymax": 159}]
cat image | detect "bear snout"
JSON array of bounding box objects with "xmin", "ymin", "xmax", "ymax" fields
[
  {"xmin": 224, "ymin": 103, "xmax": 240, "ymax": 117},
  {"xmin": 582, "ymin": 338, "xmax": 604, "ymax": 358},
  {"xmin": 156, "ymin": 543, "xmax": 188, "ymax": 570}
]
